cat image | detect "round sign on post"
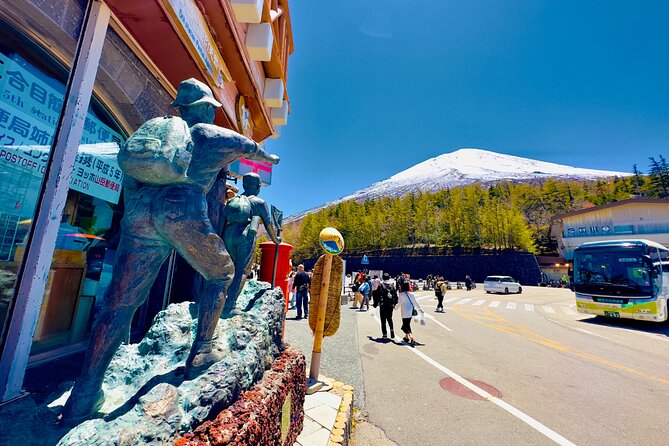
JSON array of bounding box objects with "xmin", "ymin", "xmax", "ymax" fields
[
  {"xmin": 319, "ymin": 227, "xmax": 344, "ymax": 255},
  {"xmin": 308, "ymin": 227, "xmax": 345, "ymax": 394}
]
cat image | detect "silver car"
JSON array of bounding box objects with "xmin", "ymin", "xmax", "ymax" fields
[{"xmin": 484, "ymin": 276, "xmax": 522, "ymax": 294}]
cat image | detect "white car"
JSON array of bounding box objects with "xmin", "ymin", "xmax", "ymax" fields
[{"xmin": 484, "ymin": 276, "xmax": 522, "ymax": 294}]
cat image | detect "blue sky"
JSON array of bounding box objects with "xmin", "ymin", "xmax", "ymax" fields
[{"xmin": 261, "ymin": 0, "xmax": 669, "ymax": 216}]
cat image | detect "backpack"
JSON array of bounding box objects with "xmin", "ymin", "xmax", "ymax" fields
[
  {"xmin": 435, "ymin": 282, "xmax": 443, "ymax": 298},
  {"xmin": 376, "ymin": 283, "xmax": 396, "ymax": 307},
  {"xmin": 118, "ymin": 116, "xmax": 193, "ymax": 185}
]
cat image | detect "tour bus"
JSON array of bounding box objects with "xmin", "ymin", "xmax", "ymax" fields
[{"xmin": 572, "ymin": 239, "xmax": 669, "ymax": 322}]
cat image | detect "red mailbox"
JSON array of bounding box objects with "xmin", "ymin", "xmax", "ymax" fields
[{"xmin": 259, "ymin": 242, "xmax": 294, "ymax": 309}]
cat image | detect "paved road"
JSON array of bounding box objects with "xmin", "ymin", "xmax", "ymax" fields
[{"xmin": 356, "ymin": 286, "xmax": 669, "ymax": 446}]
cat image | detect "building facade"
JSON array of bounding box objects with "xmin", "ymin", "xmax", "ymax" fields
[
  {"xmin": 0, "ymin": 0, "xmax": 293, "ymax": 402},
  {"xmin": 551, "ymin": 199, "xmax": 669, "ymax": 260}
]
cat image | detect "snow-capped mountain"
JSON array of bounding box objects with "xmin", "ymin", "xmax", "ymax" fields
[{"xmin": 288, "ymin": 148, "xmax": 629, "ymax": 220}]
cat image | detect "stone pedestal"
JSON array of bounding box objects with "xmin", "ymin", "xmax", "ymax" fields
[
  {"xmin": 0, "ymin": 281, "xmax": 294, "ymax": 446},
  {"xmin": 177, "ymin": 344, "xmax": 306, "ymax": 445}
]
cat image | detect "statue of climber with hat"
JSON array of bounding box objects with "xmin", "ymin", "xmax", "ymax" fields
[{"xmin": 62, "ymin": 78, "xmax": 280, "ymax": 423}]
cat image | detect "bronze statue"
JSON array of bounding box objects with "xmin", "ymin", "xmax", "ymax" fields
[
  {"xmin": 221, "ymin": 173, "xmax": 280, "ymax": 314},
  {"xmin": 62, "ymin": 78, "xmax": 279, "ymax": 423}
]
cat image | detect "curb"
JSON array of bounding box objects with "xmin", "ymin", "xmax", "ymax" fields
[{"xmin": 327, "ymin": 381, "xmax": 354, "ymax": 446}]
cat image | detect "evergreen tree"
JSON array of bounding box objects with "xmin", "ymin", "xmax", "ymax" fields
[{"xmin": 648, "ymin": 156, "xmax": 669, "ymax": 198}]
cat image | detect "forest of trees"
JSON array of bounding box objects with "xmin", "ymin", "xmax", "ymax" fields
[{"xmin": 282, "ymin": 156, "xmax": 669, "ymax": 262}]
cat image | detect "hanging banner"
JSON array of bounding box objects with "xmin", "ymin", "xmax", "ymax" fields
[{"xmin": 228, "ymin": 158, "xmax": 273, "ymax": 186}]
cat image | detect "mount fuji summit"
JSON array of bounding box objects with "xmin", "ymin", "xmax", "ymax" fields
[
  {"xmin": 338, "ymin": 148, "xmax": 629, "ymax": 202},
  {"xmin": 288, "ymin": 148, "xmax": 629, "ymax": 219}
]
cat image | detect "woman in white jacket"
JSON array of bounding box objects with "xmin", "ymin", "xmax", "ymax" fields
[{"xmin": 397, "ymin": 280, "xmax": 423, "ymax": 346}]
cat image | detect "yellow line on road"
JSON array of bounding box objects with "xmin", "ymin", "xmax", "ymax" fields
[{"xmin": 452, "ymin": 306, "xmax": 669, "ymax": 385}]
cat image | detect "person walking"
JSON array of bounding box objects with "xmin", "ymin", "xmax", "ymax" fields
[
  {"xmin": 398, "ymin": 281, "xmax": 423, "ymax": 346},
  {"xmin": 464, "ymin": 275, "xmax": 473, "ymax": 291},
  {"xmin": 287, "ymin": 271, "xmax": 296, "ymax": 310},
  {"xmin": 372, "ymin": 273, "xmax": 398, "ymax": 339},
  {"xmin": 358, "ymin": 276, "xmax": 371, "ymax": 311},
  {"xmin": 371, "ymin": 275, "xmax": 381, "ymax": 295},
  {"xmin": 351, "ymin": 276, "xmax": 363, "ymax": 309},
  {"xmin": 435, "ymin": 276, "xmax": 447, "ymax": 312},
  {"xmin": 292, "ymin": 264, "xmax": 311, "ymax": 319}
]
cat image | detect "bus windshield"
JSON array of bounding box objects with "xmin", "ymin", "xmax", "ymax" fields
[{"xmin": 574, "ymin": 247, "xmax": 653, "ymax": 297}]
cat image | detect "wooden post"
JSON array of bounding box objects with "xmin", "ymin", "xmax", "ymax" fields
[{"xmin": 307, "ymin": 253, "xmax": 332, "ymax": 391}]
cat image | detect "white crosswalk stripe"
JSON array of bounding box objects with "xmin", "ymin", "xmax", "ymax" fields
[{"xmin": 424, "ymin": 294, "xmax": 579, "ymax": 316}]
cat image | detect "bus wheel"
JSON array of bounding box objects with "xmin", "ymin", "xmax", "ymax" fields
[{"xmin": 504, "ymin": 287, "xmax": 509, "ymax": 294}]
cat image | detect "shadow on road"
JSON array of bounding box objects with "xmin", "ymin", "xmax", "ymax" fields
[
  {"xmin": 366, "ymin": 336, "xmax": 394, "ymax": 345},
  {"xmin": 366, "ymin": 336, "xmax": 425, "ymax": 347},
  {"xmin": 579, "ymin": 316, "xmax": 669, "ymax": 337}
]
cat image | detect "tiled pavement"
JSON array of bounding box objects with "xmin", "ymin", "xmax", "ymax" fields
[{"xmin": 296, "ymin": 390, "xmax": 343, "ymax": 446}]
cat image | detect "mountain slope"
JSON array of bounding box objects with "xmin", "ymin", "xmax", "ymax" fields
[{"xmin": 289, "ymin": 148, "xmax": 629, "ymax": 219}]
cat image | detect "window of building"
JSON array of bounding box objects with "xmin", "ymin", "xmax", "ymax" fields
[
  {"xmin": 0, "ymin": 20, "xmax": 129, "ymax": 357},
  {"xmin": 613, "ymin": 225, "xmax": 634, "ymax": 235}
]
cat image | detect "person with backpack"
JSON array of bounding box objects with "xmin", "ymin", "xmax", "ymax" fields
[
  {"xmin": 351, "ymin": 279, "xmax": 362, "ymax": 309},
  {"xmin": 464, "ymin": 275, "xmax": 473, "ymax": 291},
  {"xmin": 435, "ymin": 276, "xmax": 447, "ymax": 312},
  {"xmin": 372, "ymin": 273, "xmax": 398, "ymax": 339},
  {"xmin": 63, "ymin": 78, "xmax": 280, "ymax": 422},
  {"xmin": 292, "ymin": 264, "xmax": 311, "ymax": 319},
  {"xmin": 358, "ymin": 276, "xmax": 371, "ymax": 311}
]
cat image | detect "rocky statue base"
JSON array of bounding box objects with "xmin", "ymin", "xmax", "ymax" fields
[
  {"xmin": 177, "ymin": 345, "xmax": 306, "ymax": 446},
  {"xmin": 0, "ymin": 281, "xmax": 293, "ymax": 446}
]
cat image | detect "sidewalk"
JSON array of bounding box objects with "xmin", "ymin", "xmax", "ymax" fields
[{"xmin": 296, "ymin": 378, "xmax": 353, "ymax": 446}]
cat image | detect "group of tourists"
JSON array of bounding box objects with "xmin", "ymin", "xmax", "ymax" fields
[{"xmin": 348, "ymin": 271, "xmax": 424, "ymax": 346}]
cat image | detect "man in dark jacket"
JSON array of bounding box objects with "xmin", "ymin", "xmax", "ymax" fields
[
  {"xmin": 373, "ymin": 273, "xmax": 398, "ymax": 339},
  {"xmin": 292, "ymin": 264, "xmax": 311, "ymax": 319}
]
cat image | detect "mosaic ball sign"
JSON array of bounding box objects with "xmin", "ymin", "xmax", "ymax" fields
[{"xmin": 319, "ymin": 227, "xmax": 344, "ymax": 255}]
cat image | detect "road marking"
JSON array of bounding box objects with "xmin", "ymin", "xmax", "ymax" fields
[
  {"xmin": 453, "ymin": 306, "xmax": 669, "ymax": 386},
  {"xmin": 542, "ymin": 305, "xmax": 555, "ymax": 314},
  {"xmin": 424, "ymin": 313, "xmax": 453, "ymax": 331},
  {"xmin": 524, "ymin": 304, "xmax": 534, "ymax": 312},
  {"xmin": 472, "ymin": 299, "xmax": 486, "ymax": 306},
  {"xmin": 488, "ymin": 301, "xmax": 500, "ymax": 308},
  {"xmin": 506, "ymin": 302, "xmax": 517, "ymax": 310},
  {"xmin": 444, "ymin": 297, "xmax": 458, "ymax": 303},
  {"xmin": 562, "ymin": 307, "xmax": 577, "ymax": 315},
  {"xmin": 457, "ymin": 298, "xmax": 472, "ymax": 304},
  {"xmin": 389, "ymin": 333, "xmax": 577, "ymax": 446}
]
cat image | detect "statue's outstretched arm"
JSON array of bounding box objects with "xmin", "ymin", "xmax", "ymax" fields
[
  {"xmin": 256, "ymin": 202, "xmax": 280, "ymax": 244},
  {"xmin": 191, "ymin": 124, "xmax": 279, "ymax": 165}
]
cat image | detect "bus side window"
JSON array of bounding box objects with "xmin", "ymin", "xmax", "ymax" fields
[{"xmin": 660, "ymin": 250, "xmax": 669, "ymax": 273}]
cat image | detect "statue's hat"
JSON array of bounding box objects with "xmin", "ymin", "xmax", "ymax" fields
[{"xmin": 171, "ymin": 78, "xmax": 222, "ymax": 108}]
